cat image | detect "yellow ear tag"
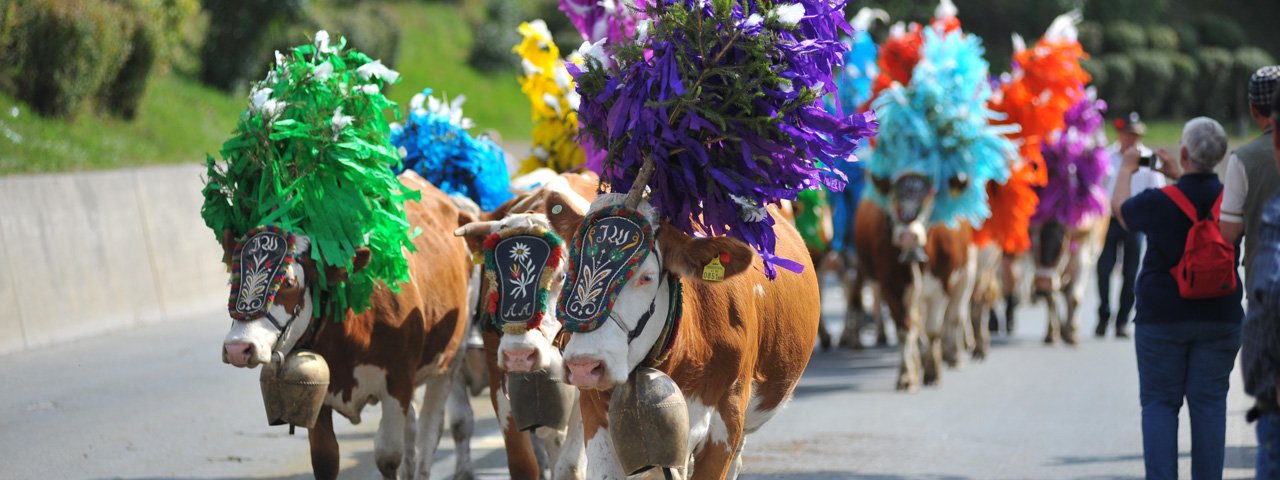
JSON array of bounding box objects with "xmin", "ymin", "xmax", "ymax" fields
[
  {"xmin": 472, "ymin": 251, "xmax": 484, "ymax": 265},
  {"xmin": 702, "ymin": 253, "xmax": 727, "ymax": 282}
]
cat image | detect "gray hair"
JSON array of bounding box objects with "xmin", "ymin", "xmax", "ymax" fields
[{"xmin": 1181, "ymin": 117, "xmax": 1228, "ymax": 172}]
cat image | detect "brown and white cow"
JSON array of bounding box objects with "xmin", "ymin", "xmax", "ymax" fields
[
  {"xmin": 220, "ymin": 172, "xmax": 472, "ymax": 479},
  {"xmin": 1029, "ymin": 214, "xmax": 1107, "ymax": 345},
  {"xmin": 853, "ymin": 173, "xmax": 977, "ymax": 391},
  {"xmin": 455, "ymin": 172, "xmax": 598, "ymax": 480},
  {"xmin": 560, "ymin": 193, "xmax": 821, "ymax": 479}
]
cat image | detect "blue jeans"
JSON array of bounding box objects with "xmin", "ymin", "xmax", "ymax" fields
[
  {"xmin": 1136, "ymin": 321, "xmax": 1242, "ymax": 480},
  {"xmin": 1260, "ymin": 412, "xmax": 1280, "ymax": 479}
]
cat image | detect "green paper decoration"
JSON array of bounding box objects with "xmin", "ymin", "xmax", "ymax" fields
[{"xmin": 201, "ymin": 31, "xmax": 417, "ymax": 320}]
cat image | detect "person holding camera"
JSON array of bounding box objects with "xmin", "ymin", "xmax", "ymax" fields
[
  {"xmin": 1114, "ymin": 117, "xmax": 1243, "ymax": 480},
  {"xmin": 1096, "ymin": 112, "xmax": 1166, "ymax": 338}
]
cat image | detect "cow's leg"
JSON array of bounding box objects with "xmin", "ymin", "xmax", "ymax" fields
[
  {"xmin": 309, "ymin": 405, "xmax": 340, "ymax": 480},
  {"xmin": 689, "ymin": 394, "xmax": 747, "ymax": 480},
  {"xmin": 1062, "ymin": 242, "xmax": 1090, "ymax": 347},
  {"xmin": 892, "ymin": 294, "xmax": 920, "ymax": 391},
  {"xmin": 553, "ymin": 396, "xmax": 586, "ymax": 480},
  {"xmin": 409, "ymin": 372, "xmax": 452, "ymax": 479},
  {"xmin": 403, "ymin": 399, "xmax": 419, "ymax": 480},
  {"xmin": 840, "ymin": 274, "xmax": 867, "ymax": 350},
  {"xmin": 873, "ymin": 289, "xmax": 889, "ymax": 347},
  {"xmin": 533, "ymin": 426, "xmax": 567, "ymax": 477},
  {"xmin": 1040, "ymin": 289, "xmax": 1059, "ymax": 345},
  {"xmin": 375, "ymin": 386, "xmax": 412, "ymax": 479},
  {"xmin": 448, "ymin": 368, "xmax": 476, "ymax": 480},
  {"xmin": 483, "ymin": 333, "xmax": 541, "ymax": 479}
]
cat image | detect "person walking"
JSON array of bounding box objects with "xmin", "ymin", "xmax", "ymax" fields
[
  {"xmin": 1241, "ymin": 92, "xmax": 1280, "ymax": 479},
  {"xmin": 1096, "ymin": 112, "xmax": 1166, "ymax": 338},
  {"xmin": 1220, "ymin": 65, "xmax": 1280, "ymax": 290},
  {"xmin": 1113, "ymin": 117, "xmax": 1243, "ymax": 480}
]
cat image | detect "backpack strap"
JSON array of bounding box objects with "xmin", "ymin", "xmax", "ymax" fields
[{"xmin": 1161, "ymin": 185, "xmax": 1199, "ymax": 221}]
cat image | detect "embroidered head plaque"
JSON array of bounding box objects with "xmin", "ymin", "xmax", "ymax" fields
[
  {"xmin": 229, "ymin": 226, "xmax": 299, "ymax": 321},
  {"xmin": 482, "ymin": 226, "xmax": 565, "ymax": 333},
  {"xmin": 559, "ymin": 206, "xmax": 654, "ymax": 332}
]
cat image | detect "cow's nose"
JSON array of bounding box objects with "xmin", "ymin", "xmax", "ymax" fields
[
  {"xmin": 565, "ymin": 358, "xmax": 604, "ymax": 389},
  {"xmin": 503, "ymin": 348, "xmax": 538, "ymax": 372},
  {"xmin": 223, "ymin": 342, "xmax": 254, "ymax": 367}
]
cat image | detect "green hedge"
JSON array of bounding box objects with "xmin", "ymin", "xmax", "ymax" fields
[
  {"xmin": 1195, "ymin": 14, "xmax": 1246, "ymax": 50},
  {"xmin": 1104, "ymin": 21, "xmax": 1146, "ymax": 52},
  {"xmin": 1146, "ymin": 25, "xmax": 1179, "ymax": 52},
  {"xmin": 1100, "ymin": 54, "xmax": 1136, "ymax": 115},
  {"xmin": 9, "ymin": 0, "xmax": 135, "ymax": 118},
  {"xmin": 1131, "ymin": 51, "xmax": 1176, "ymax": 118},
  {"xmin": 1194, "ymin": 47, "xmax": 1235, "ymax": 120},
  {"xmin": 466, "ymin": 0, "xmax": 523, "ymax": 73},
  {"xmin": 1166, "ymin": 53, "xmax": 1199, "ymax": 117},
  {"xmin": 99, "ymin": 13, "xmax": 158, "ymax": 119}
]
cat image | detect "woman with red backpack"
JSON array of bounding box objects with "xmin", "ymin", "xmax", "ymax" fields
[{"xmin": 1113, "ymin": 116, "xmax": 1243, "ymax": 480}]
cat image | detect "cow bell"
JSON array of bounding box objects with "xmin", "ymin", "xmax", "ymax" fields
[
  {"xmin": 259, "ymin": 349, "xmax": 330, "ymax": 429},
  {"xmin": 506, "ymin": 369, "xmax": 576, "ymax": 431},
  {"xmin": 608, "ymin": 367, "xmax": 689, "ymax": 476}
]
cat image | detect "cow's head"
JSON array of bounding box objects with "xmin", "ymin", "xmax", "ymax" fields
[
  {"xmin": 559, "ymin": 194, "xmax": 754, "ymax": 390},
  {"xmin": 1032, "ymin": 220, "xmax": 1068, "ymax": 293},
  {"xmin": 869, "ymin": 171, "xmax": 961, "ymax": 263},
  {"xmin": 219, "ymin": 226, "xmax": 370, "ymax": 368},
  {"xmin": 455, "ymin": 182, "xmax": 590, "ymax": 376}
]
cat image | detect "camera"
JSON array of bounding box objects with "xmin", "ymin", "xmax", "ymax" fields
[{"xmin": 1138, "ymin": 154, "xmax": 1153, "ymax": 168}]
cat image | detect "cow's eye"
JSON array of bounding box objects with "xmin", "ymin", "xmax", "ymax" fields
[{"xmin": 636, "ymin": 273, "xmax": 655, "ymax": 286}]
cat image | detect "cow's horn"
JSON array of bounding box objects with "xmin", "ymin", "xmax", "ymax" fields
[
  {"xmin": 454, "ymin": 221, "xmax": 496, "ymax": 238},
  {"xmin": 623, "ymin": 156, "xmax": 656, "ymax": 209}
]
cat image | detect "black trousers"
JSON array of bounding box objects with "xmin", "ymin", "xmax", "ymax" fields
[{"xmin": 1096, "ymin": 216, "xmax": 1142, "ymax": 327}]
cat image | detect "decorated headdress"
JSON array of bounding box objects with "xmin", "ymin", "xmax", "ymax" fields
[
  {"xmin": 571, "ymin": 0, "xmax": 878, "ymax": 277},
  {"xmin": 560, "ymin": 0, "xmax": 655, "ymax": 50},
  {"xmin": 202, "ymin": 31, "xmax": 412, "ymax": 319},
  {"xmin": 979, "ymin": 11, "xmax": 1089, "ymax": 253},
  {"xmin": 867, "ymin": 27, "xmax": 1014, "ymax": 227},
  {"xmin": 391, "ymin": 88, "xmax": 513, "ymax": 212},
  {"xmin": 871, "ymin": 0, "xmax": 961, "ymax": 99},
  {"xmin": 1032, "ymin": 95, "xmax": 1110, "ymax": 227},
  {"xmin": 512, "ymin": 21, "xmax": 589, "ymax": 175}
]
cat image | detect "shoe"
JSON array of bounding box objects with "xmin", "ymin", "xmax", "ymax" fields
[
  {"xmin": 1115, "ymin": 326, "xmax": 1130, "ymax": 339},
  {"xmin": 1094, "ymin": 321, "xmax": 1107, "ymax": 338}
]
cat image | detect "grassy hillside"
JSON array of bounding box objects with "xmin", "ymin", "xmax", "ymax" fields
[{"xmin": 0, "ymin": 2, "xmax": 531, "ymax": 175}]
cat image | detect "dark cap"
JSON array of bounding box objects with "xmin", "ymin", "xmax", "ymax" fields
[
  {"xmin": 1250, "ymin": 65, "xmax": 1280, "ymax": 108},
  {"xmin": 1113, "ymin": 111, "xmax": 1147, "ymax": 135}
]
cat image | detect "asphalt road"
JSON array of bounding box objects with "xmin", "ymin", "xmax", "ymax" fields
[{"xmin": 0, "ymin": 270, "xmax": 1259, "ymax": 480}]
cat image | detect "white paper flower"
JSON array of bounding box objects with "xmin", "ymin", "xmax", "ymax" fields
[
  {"xmin": 770, "ymin": 3, "xmax": 805, "ymax": 28},
  {"xmin": 356, "ymin": 60, "xmax": 399, "ymax": 83},
  {"xmin": 576, "ymin": 38, "xmax": 609, "ymax": 70},
  {"xmin": 741, "ymin": 13, "xmax": 763, "ymax": 29},
  {"xmin": 543, "ymin": 92, "xmax": 562, "ymax": 116},
  {"xmin": 553, "ymin": 64, "xmax": 572, "ymax": 91},
  {"xmin": 636, "ymin": 19, "xmax": 651, "ymax": 43},
  {"xmin": 522, "ymin": 58, "xmax": 540, "ymax": 77},
  {"xmin": 356, "ymin": 84, "xmax": 380, "ymax": 95},
  {"xmin": 313, "ymin": 62, "xmax": 334, "ymax": 81},
  {"xmin": 250, "ymin": 87, "xmax": 274, "ymax": 111},
  {"xmin": 331, "ymin": 107, "xmax": 353, "ymax": 138},
  {"xmin": 314, "ymin": 30, "xmax": 331, "ymax": 53},
  {"xmin": 730, "ymin": 194, "xmax": 769, "ymax": 223},
  {"xmin": 261, "ymin": 100, "xmax": 286, "ymax": 121},
  {"xmin": 566, "ymin": 89, "xmax": 581, "ymax": 112}
]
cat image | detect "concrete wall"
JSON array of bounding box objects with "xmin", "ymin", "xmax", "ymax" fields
[{"xmin": 0, "ymin": 165, "xmax": 227, "ymax": 355}]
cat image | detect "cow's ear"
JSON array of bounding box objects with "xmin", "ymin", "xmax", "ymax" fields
[
  {"xmin": 455, "ymin": 220, "xmax": 498, "ymax": 253},
  {"xmin": 220, "ymin": 229, "xmax": 236, "ymax": 264},
  {"xmin": 658, "ymin": 222, "xmax": 755, "ymax": 282},
  {"xmin": 543, "ymin": 191, "xmax": 586, "ymax": 240},
  {"xmin": 352, "ymin": 247, "xmax": 372, "ymax": 273},
  {"xmin": 872, "ymin": 175, "xmax": 892, "ymax": 196}
]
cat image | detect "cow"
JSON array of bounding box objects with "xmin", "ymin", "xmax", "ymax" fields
[
  {"xmin": 220, "ymin": 171, "xmax": 472, "ymax": 480},
  {"xmin": 1029, "ymin": 214, "xmax": 1107, "ymax": 345},
  {"xmin": 853, "ymin": 173, "xmax": 977, "ymax": 391},
  {"xmin": 454, "ymin": 171, "xmax": 599, "ymax": 480},
  {"xmin": 559, "ymin": 192, "xmax": 822, "ymax": 479},
  {"xmin": 968, "ymin": 243, "xmax": 1003, "ymax": 360}
]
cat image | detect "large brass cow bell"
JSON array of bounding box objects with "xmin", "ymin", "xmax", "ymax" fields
[
  {"xmin": 259, "ymin": 349, "xmax": 330, "ymax": 429},
  {"xmin": 507, "ymin": 369, "xmax": 576, "ymax": 431},
  {"xmin": 608, "ymin": 367, "xmax": 689, "ymax": 475}
]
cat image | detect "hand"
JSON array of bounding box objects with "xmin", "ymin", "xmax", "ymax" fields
[
  {"xmin": 1120, "ymin": 147, "xmax": 1142, "ymax": 175},
  {"xmin": 1155, "ymin": 149, "xmax": 1181, "ymax": 179}
]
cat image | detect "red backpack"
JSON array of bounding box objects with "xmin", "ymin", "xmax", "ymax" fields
[{"xmin": 1161, "ymin": 185, "xmax": 1238, "ymax": 299}]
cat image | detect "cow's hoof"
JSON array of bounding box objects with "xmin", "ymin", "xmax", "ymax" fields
[
  {"xmin": 896, "ymin": 379, "xmax": 919, "ymax": 392},
  {"xmin": 1063, "ymin": 335, "xmax": 1079, "ymax": 346},
  {"xmin": 1043, "ymin": 335, "xmax": 1055, "ymax": 345},
  {"xmin": 819, "ymin": 333, "xmax": 832, "ymax": 352},
  {"xmin": 972, "ymin": 349, "xmax": 987, "ymax": 361},
  {"xmin": 452, "ymin": 471, "xmax": 477, "ymax": 480},
  {"xmin": 923, "ymin": 375, "xmax": 940, "ymax": 387}
]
